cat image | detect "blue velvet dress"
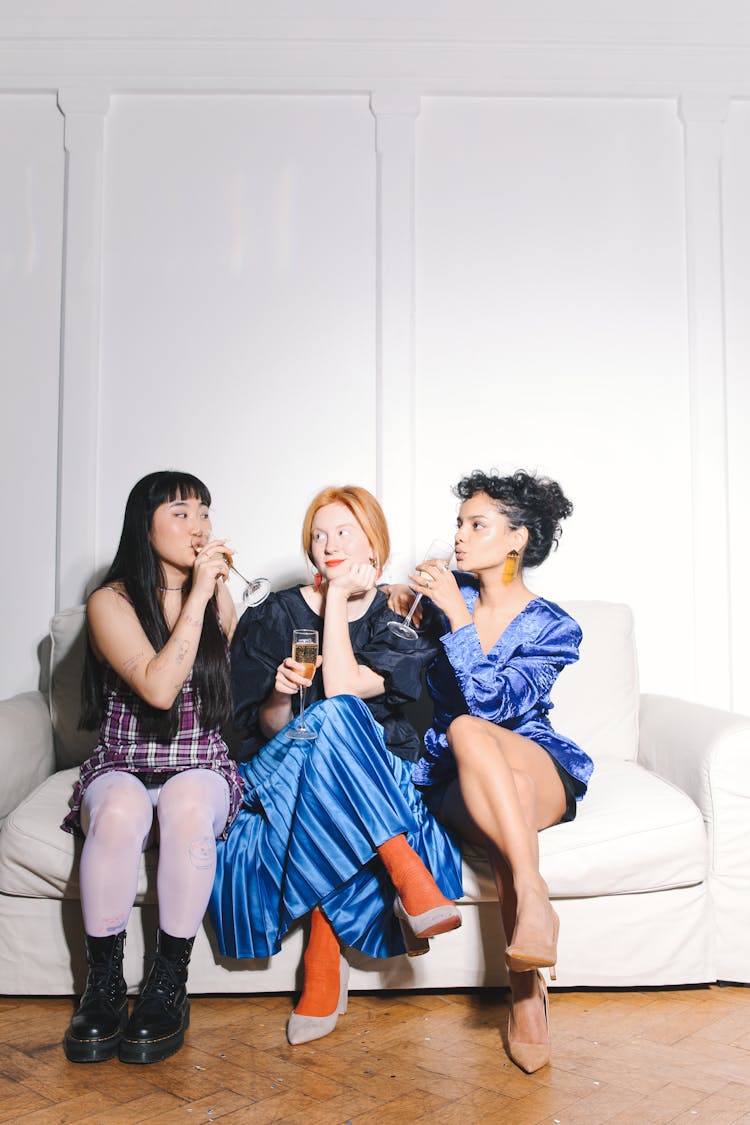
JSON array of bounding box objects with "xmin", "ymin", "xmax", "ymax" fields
[
  {"xmin": 208, "ymin": 587, "xmax": 464, "ymax": 960},
  {"xmin": 412, "ymin": 575, "xmax": 594, "ymax": 799}
]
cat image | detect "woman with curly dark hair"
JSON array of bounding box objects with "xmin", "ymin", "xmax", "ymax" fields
[{"xmin": 407, "ymin": 469, "xmax": 593, "ymax": 1073}]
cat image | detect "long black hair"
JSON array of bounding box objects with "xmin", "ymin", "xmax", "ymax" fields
[
  {"xmin": 454, "ymin": 469, "xmax": 573, "ymax": 568},
  {"xmin": 80, "ymin": 470, "xmax": 232, "ymax": 738}
]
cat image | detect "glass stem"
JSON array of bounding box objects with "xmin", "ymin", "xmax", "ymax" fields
[
  {"xmin": 298, "ymin": 685, "xmax": 307, "ymax": 730},
  {"xmin": 402, "ymin": 591, "xmax": 423, "ymax": 629}
]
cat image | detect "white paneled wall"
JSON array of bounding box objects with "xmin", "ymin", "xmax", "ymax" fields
[
  {"xmin": 0, "ymin": 95, "xmax": 63, "ymax": 691},
  {"xmin": 415, "ymin": 97, "xmax": 694, "ymax": 701},
  {"xmin": 98, "ymin": 94, "xmax": 376, "ymax": 591},
  {"xmin": 0, "ymin": 4, "xmax": 748, "ymax": 716}
]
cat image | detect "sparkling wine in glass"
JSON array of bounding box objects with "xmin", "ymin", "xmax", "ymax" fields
[
  {"xmin": 285, "ymin": 628, "xmax": 319, "ymax": 741},
  {"xmin": 387, "ymin": 539, "xmax": 454, "ymax": 641},
  {"xmin": 222, "ymin": 553, "xmax": 271, "ymax": 607}
]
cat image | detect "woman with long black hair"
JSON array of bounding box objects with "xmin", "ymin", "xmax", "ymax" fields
[{"xmin": 62, "ymin": 470, "xmax": 243, "ymax": 1065}]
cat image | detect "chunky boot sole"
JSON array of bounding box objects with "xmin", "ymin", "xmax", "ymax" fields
[
  {"xmin": 63, "ymin": 1005, "xmax": 128, "ymax": 1063},
  {"xmin": 118, "ymin": 1001, "xmax": 190, "ymax": 1065}
]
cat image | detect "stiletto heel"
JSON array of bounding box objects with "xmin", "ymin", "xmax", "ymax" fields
[
  {"xmin": 508, "ymin": 970, "xmax": 550, "ymax": 1074},
  {"xmin": 286, "ymin": 955, "xmax": 349, "ymax": 1045},
  {"xmin": 505, "ymin": 906, "xmax": 559, "ymax": 974},
  {"xmin": 393, "ymin": 895, "xmax": 462, "ymax": 940}
]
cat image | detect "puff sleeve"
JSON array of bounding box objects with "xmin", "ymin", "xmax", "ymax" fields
[
  {"xmin": 353, "ymin": 598, "xmax": 440, "ymax": 706},
  {"xmin": 440, "ymin": 610, "xmax": 581, "ymax": 725},
  {"xmin": 230, "ymin": 596, "xmax": 290, "ymax": 736}
]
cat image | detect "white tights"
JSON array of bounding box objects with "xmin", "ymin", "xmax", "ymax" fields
[{"xmin": 79, "ymin": 769, "xmax": 230, "ymax": 939}]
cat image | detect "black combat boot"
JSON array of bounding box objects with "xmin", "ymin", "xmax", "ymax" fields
[
  {"xmin": 63, "ymin": 931, "xmax": 128, "ymax": 1062},
  {"xmin": 119, "ymin": 930, "xmax": 194, "ymax": 1064}
]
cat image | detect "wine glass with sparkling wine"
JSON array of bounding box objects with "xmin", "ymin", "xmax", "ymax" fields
[
  {"xmin": 387, "ymin": 539, "xmax": 454, "ymax": 641},
  {"xmin": 222, "ymin": 552, "xmax": 271, "ymax": 607},
  {"xmin": 285, "ymin": 628, "xmax": 319, "ymax": 741}
]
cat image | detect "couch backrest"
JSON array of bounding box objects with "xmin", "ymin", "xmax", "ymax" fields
[
  {"xmin": 553, "ymin": 600, "xmax": 639, "ymax": 763},
  {"xmin": 49, "ymin": 607, "xmax": 99, "ymax": 768},
  {"xmin": 46, "ymin": 598, "xmax": 639, "ymax": 769}
]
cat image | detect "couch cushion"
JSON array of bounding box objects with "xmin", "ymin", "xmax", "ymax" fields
[
  {"xmin": 0, "ymin": 761, "xmax": 705, "ymax": 908},
  {"xmin": 0, "ymin": 769, "xmax": 156, "ymax": 901},
  {"xmin": 553, "ymin": 601, "xmax": 639, "ymax": 764},
  {"xmin": 49, "ymin": 607, "xmax": 99, "ymax": 769},
  {"xmin": 460, "ymin": 759, "xmax": 707, "ymax": 901}
]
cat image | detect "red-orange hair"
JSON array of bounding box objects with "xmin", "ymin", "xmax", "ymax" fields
[{"xmin": 301, "ymin": 485, "xmax": 390, "ymax": 572}]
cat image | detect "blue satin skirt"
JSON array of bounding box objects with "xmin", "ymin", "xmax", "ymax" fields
[{"xmin": 208, "ymin": 695, "xmax": 463, "ymax": 960}]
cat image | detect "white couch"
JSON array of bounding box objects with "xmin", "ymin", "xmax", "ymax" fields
[{"xmin": 1, "ymin": 601, "xmax": 749, "ymax": 997}]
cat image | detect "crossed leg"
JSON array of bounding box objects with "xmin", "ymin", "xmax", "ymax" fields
[{"xmin": 438, "ymin": 715, "xmax": 566, "ymax": 1045}]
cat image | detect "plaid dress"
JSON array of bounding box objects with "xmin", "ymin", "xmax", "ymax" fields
[{"xmin": 62, "ymin": 663, "xmax": 243, "ymax": 838}]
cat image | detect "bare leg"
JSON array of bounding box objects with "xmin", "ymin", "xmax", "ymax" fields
[{"xmin": 438, "ymin": 715, "xmax": 566, "ymax": 1045}]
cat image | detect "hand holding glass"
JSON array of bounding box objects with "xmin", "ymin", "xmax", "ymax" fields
[
  {"xmin": 388, "ymin": 539, "xmax": 454, "ymax": 640},
  {"xmin": 285, "ymin": 628, "xmax": 319, "ymax": 740}
]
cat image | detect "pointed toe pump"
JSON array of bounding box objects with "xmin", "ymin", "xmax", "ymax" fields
[
  {"xmin": 505, "ymin": 906, "xmax": 559, "ymax": 979},
  {"xmin": 287, "ymin": 955, "xmax": 350, "ymax": 1046},
  {"xmin": 508, "ymin": 970, "xmax": 551, "ymax": 1075}
]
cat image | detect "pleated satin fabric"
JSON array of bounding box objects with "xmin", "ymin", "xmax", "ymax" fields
[{"xmin": 209, "ymin": 695, "xmax": 463, "ymax": 960}]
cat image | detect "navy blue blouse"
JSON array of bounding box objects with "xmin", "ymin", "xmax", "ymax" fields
[
  {"xmin": 230, "ymin": 585, "xmax": 439, "ymax": 762},
  {"xmin": 412, "ymin": 574, "xmax": 594, "ymax": 796}
]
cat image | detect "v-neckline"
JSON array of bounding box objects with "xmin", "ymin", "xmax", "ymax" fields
[{"xmin": 466, "ymin": 587, "xmax": 541, "ymax": 655}]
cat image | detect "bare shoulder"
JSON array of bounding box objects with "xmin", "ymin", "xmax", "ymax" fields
[{"xmin": 87, "ymin": 583, "xmax": 133, "ymax": 619}]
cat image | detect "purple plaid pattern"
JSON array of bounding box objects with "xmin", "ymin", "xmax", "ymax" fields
[{"xmin": 62, "ymin": 664, "xmax": 242, "ymax": 837}]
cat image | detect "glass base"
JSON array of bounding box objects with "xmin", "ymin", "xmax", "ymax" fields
[
  {"xmin": 242, "ymin": 577, "xmax": 271, "ymax": 607},
  {"xmin": 387, "ymin": 619, "xmax": 418, "ymax": 641},
  {"xmin": 285, "ymin": 725, "xmax": 317, "ymax": 741}
]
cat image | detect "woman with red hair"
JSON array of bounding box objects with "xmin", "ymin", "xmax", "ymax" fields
[{"xmin": 209, "ymin": 485, "xmax": 463, "ymax": 1044}]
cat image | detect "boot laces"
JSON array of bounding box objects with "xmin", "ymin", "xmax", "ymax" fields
[
  {"xmin": 142, "ymin": 952, "xmax": 183, "ymax": 1003},
  {"xmin": 86, "ymin": 959, "xmax": 123, "ymax": 1001}
]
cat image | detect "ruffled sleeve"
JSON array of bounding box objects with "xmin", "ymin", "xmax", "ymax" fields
[
  {"xmin": 441, "ymin": 605, "xmax": 581, "ymax": 725},
  {"xmin": 354, "ymin": 595, "xmax": 440, "ymax": 706},
  {"xmin": 230, "ymin": 594, "xmax": 291, "ymax": 736}
]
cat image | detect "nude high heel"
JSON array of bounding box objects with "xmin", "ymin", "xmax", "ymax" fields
[
  {"xmin": 508, "ymin": 970, "xmax": 550, "ymax": 1074},
  {"xmin": 505, "ymin": 906, "xmax": 559, "ymax": 980},
  {"xmin": 286, "ymin": 955, "xmax": 349, "ymax": 1046}
]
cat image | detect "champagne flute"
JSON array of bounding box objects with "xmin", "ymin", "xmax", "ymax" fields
[
  {"xmin": 222, "ymin": 552, "xmax": 271, "ymax": 607},
  {"xmin": 285, "ymin": 628, "xmax": 319, "ymax": 741},
  {"xmin": 387, "ymin": 539, "xmax": 454, "ymax": 641}
]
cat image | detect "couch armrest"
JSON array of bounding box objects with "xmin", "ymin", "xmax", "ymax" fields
[
  {"xmin": 638, "ymin": 692, "xmax": 750, "ymax": 982},
  {"xmin": 638, "ymin": 693, "xmax": 750, "ymax": 816},
  {"xmin": 0, "ymin": 691, "xmax": 55, "ymax": 825}
]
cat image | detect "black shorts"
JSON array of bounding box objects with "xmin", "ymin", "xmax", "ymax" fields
[
  {"xmin": 419, "ymin": 752, "xmax": 579, "ymax": 825},
  {"xmin": 550, "ymin": 756, "xmax": 578, "ymax": 824}
]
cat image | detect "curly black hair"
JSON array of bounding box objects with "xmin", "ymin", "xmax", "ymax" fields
[{"xmin": 454, "ymin": 469, "xmax": 573, "ymax": 568}]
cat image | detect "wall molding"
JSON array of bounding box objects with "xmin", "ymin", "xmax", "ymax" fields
[
  {"xmin": 371, "ymin": 89, "xmax": 421, "ymax": 571},
  {"xmin": 55, "ymin": 87, "xmax": 109, "ymax": 609},
  {"xmin": 678, "ymin": 92, "xmax": 732, "ymax": 707}
]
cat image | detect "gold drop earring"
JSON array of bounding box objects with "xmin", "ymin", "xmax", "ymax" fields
[{"xmin": 502, "ymin": 549, "xmax": 520, "ymax": 584}]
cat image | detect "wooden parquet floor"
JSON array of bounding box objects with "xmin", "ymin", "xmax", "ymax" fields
[{"xmin": 1, "ymin": 985, "xmax": 749, "ymax": 1124}]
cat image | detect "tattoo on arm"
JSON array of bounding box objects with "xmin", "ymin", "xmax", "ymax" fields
[
  {"xmin": 183, "ymin": 613, "xmax": 203, "ymax": 628},
  {"xmin": 122, "ymin": 651, "xmax": 145, "ymax": 675},
  {"xmin": 173, "ymin": 638, "xmax": 191, "ymax": 663}
]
